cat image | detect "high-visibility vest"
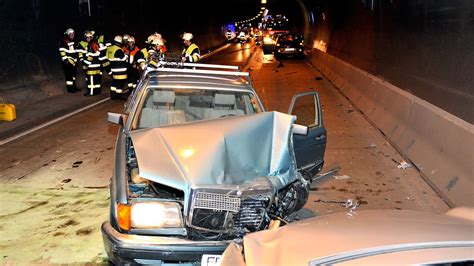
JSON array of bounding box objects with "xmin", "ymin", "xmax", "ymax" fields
[
  {"xmin": 107, "ymin": 44, "xmax": 128, "ymax": 80},
  {"xmin": 59, "ymin": 37, "xmax": 77, "ymax": 66},
  {"xmin": 182, "ymin": 43, "xmax": 200, "ymax": 63}
]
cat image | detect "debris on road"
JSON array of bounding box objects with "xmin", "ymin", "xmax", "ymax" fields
[
  {"xmin": 334, "ymin": 175, "xmax": 351, "ymax": 180},
  {"xmin": 397, "ymin": 160, "xmax": 412, "ymax": 169},
  {"xmin": 367, "ymin": 143, "xmax": 377, "ymax": 149}
]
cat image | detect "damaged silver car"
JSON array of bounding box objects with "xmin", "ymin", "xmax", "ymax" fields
[{"xmin": 101, "ymin": 63, "xmax": 327, "ymax": 265}]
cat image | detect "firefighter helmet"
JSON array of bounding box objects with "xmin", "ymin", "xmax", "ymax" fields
[
  {"xmin": 64, "ymin": 28, "xmax": 74, "ymax": 35},
  {"xmin": 151, "ymin": 36, "xmax": 164, "ymax": 46},
  {"xmin": 113, "ymin": 35, "xmax": 123, "ymax": 44},
  {"xmin": 123, "ymin": 34, "xmax": 130, "ymax": 42},
  {"xmin": 84, "ymin": 30, "xmax": 94, "ymax": 38},
  {"xmin": 182, "ymin": 32, "xmax": 193, "ymax": 41}
]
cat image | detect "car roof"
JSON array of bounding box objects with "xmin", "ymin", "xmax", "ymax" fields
[
  {"xmin": 239, "ymin": 209, "xmax": 474, "ymax": 266},
  {"xmin": 143, "ymin": 67, "xmax": 255, "ymax": 93}
]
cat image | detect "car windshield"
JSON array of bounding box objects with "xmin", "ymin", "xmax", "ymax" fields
[{"xmin": 133, "ymin": 88, "xmax": 260, "ymax": 129}]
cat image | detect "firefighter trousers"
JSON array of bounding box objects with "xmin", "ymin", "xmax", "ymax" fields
[
  {"xmin": 110, "ymin": 79, "xmax": 127, "ymax": 100},
  {"xmin": 86, "ymin": 74, "xmax": 102, "ymax": 96},
  {"xmin": 62, "ymin": 62, "xmax": 77, "ymax": 93}
]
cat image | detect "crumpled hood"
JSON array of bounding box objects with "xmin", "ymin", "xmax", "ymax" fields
[{"xmin": 130, "ymin": 111, "xmax": 298, "ymax": 193}]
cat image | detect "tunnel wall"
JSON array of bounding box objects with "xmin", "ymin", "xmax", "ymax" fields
[
  {"xmin": 0, "ymin": 0, "xmax": 229, "ymax": 106},
  {"xmin": 303, "ymin": 0, "xmax": 474, "ymax": 124},
  {"xmin": 302, "ymin": 0, "xmax": 474, "ymax": 207}
]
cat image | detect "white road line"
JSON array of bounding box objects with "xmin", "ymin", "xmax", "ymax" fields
[{"xmin": 0, "ymin": 98, "xmax": 110, "ymax": 146}]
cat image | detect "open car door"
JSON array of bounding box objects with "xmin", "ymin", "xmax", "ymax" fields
[{"xmin": 288, "ymin": 92, "xmax": 327, "ymax": 176}]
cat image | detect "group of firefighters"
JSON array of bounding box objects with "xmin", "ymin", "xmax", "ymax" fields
[{"xmin": 59, "ymin": 28, "xmax": 201, "ymax": 99}]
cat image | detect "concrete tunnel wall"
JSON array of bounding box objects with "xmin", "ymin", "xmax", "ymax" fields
[{"xmin": 293, "ymin": 0, "xmax": 474, "ymax": 207}]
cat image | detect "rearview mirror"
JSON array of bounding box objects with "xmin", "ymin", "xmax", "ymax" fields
[{"xmin": 293, "ymin": 123, "xmax": 308, "ymax": 135}]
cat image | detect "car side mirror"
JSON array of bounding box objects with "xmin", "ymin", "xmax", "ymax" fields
[
  {"xmin": 107, "ymin": 112, "xmax": 127, "ymax": 127},
  {"xmin": 293, "ymin": 123, "xmax": 308, "ymax": 135}
]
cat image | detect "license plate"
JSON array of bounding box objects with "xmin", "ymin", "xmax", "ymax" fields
[
  {"xmin": 285, "ymin": 48, "xmax": 295, "ymax": 51},
  {"xmin": 201, "ymin": 254, "xmax": 222, "ymax": 266}
]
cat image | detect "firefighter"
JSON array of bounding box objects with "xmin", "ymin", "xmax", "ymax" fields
[
  {"xmin": 147, "ymin": 34, "xmax": 168, "ymax": 69},
  {"xmin": 226, "ymin": 29, "xmax": 233, "ymax": 41},
  {"xmin": 83, "ymin": 32, "xmax": 102, "ymax": 96},
  {"xmin": 76, "ymin": 30, "xmax": 93, "ymax": 78},
  {"xmin": 96, "ymin": 32, "xmax": 111, "ymax": 75},
  {"xmin": 181, "ymin": 32, "xmax": 200, "ymax": 63},
  {"xmin": 106, "ymin": 35, "xmax": 128, "ymax": 100},
  {"xmin": 59, "ymin": 28, "xmax": 78, "ymax": 93},
  {"xmin": 123, "ymin": 36, "xmax": 142, "ymax": 91},
  {"xmin": 122, "ymin": 34, "xmax": 130, "ymax": 49}
]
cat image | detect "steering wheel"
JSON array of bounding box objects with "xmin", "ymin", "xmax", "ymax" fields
[{"xmin": 220, "ymin": 114, "xmax": 236, "ymax": 118}]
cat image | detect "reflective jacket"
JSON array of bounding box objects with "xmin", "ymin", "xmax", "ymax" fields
[
  {"xmin": 59, "ymin": 37, "xmax": 77, "ymax": 66},
  {"xmin": 83, "ymin": 41, "xmax": 102, "ymax": 76},
  {"xmin": 182, "ymin": 43, "xmax": 200, "ymax": 63},
  {"xmin": 107, "ymin": 43, "xmax": 128, "ymax": 80},
  {"xmin": 136, "ymin": 48, "xmax": 148, "ymax": 70},
  {"xmin": 76, "ymin": 40, "xmax": 89, "ymax": 70}
]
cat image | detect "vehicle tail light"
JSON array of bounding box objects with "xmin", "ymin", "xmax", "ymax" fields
[{"xmin": 117, "ymin": 203, "xmax": 131, "ymax": 231}]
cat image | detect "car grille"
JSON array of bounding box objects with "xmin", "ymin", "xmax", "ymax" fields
[
  {"xmin": 190, "ymin": 190, "xmax": 270, "ymax": 233},
  {"xmin": 194, "ymin": 192, "xmax": 240, "ymax": 212}
]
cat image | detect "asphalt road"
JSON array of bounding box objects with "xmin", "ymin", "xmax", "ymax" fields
[{"xmin": 0, "ymin": 41, "xmax": 449, "ymax": 264}]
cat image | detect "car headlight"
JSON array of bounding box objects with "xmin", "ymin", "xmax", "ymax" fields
[
  {"xmin": 132, "ymin": 201, "xmax": 183, "ymax": 229},
  {"xmin": 118, "ymin": 201, "xmax": 183, "ymax": 230}
]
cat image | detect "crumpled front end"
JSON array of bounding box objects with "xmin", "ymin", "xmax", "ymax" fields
[{"xmin": 118, "ymin": 111, "xmax": 309, "ymax": 241}]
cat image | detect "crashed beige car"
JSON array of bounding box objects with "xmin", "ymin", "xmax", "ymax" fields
[
  {"xmin": 221, "ymin": 207, "xmax": 474, "ymax": 265},
  {"xmin": 101, "ymin": 63, "xmax": 327, "ymax": 264}
]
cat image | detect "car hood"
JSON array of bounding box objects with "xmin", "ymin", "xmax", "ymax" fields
[
  {"xmin": 221, "ymin": 209, "xmax": 474, "ymax": 266},
  {"xmin": 130, "ymin": 111, "xmax": 298, "ymax": 194}
]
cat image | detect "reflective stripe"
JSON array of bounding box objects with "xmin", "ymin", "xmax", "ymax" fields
[
  {"xmin": 110, "ymin": 87, "xmax": 117, "ymax": 92},
  {"xmin": 115, "ymin": 89, "xmax": 123, "ymax": 93},
  {"xmin": 89, "ymin": 76, "xmax": 95, "ymax": 95},
  {"xmin": 102, "ymin": 61, "xmax": 110, "ymax": 66},
  {"xmin": 86, "ymin": 51, "xmax": 100, "ymax": 57},
  {"xmin": 113, "ymin": 74, "xmax": 127, "ymax": 80},
  {"xmin": 86, "ymin": 70, "xmax": 101, "ymax": 75},
  {"xmin": 88, "ymin": 64, "xmax": 101, "ymax": 68},
  {"xmin": 83, "ymin": 60, "xmax": 91, "ymax": 65},
  {"xmin": 99, "ymin": 56, "xmax": 107, "ymax": 60},
  {"xmin": 109, "ymin": 57, "xmax": 126, "ymax": 62},
  {"xmin": 66, "ymin": 81, "xmax": 74, "ymax": 85},
  {"xmin": 111, "ymin": 68, "xmax": 127, "ymax": 72},
  {"xmin": 59, "ymin": 48, "xmax": 75, "ymax": 53},
  {"xmin": 137, "ymin": 59, "xmax": 145, "ymax": 63},
  {"xmin": 61, "ymin": 56, "xmax": 68, "ymax": 60},
  {"xmin": 127, "ymin": 83, "xmax": 133, "ymax": 87}
]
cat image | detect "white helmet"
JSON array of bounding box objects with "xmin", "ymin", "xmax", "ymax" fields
[
  {"xmin": 65, "ymin": 28, "xmax": 74, "ymax": 35},
  {"xmin": 182, "ymin": 32, "xmax": 193, "ymax": 41},
  {"xmin": 84, "ymin": 30, "xmax": 94, "ymax": 38},
  {"xmin": 113, "ymin": 35, "xmax": 123, "ymax": 44},
  {"xmin": 123, "ymin": 34, "xmax": 130, "ymax": 42},
  {"xmin": 151, "ymin": 36, "xmax": 164, "ymax": 46}
]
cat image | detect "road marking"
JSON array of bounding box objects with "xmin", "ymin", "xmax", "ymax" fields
[{"xmin": 0, "ymin": 98, "xmax": 110, "ymax": 146}]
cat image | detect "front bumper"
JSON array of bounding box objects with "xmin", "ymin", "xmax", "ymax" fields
[{"xmin": 101, "ymin": 222, "xmax": 229, "ymax": 264}]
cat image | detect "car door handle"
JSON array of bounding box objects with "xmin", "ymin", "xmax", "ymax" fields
[{"xmin": 316, "ymin": 135, "xmax": 326, "ymax": 141}]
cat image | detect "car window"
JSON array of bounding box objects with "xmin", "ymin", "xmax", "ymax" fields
[{"xmin": 132, "ymin": 89, "xmax": 260, "ymax": 129}]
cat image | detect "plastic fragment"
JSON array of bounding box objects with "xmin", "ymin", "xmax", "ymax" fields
[
  {"xmin": 334, "ymin": 175, "xmax": 351, "ymax": 180},
  {"xmin": 397, "ymin": 160, "xmax": 412, "ymax": 169}
]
